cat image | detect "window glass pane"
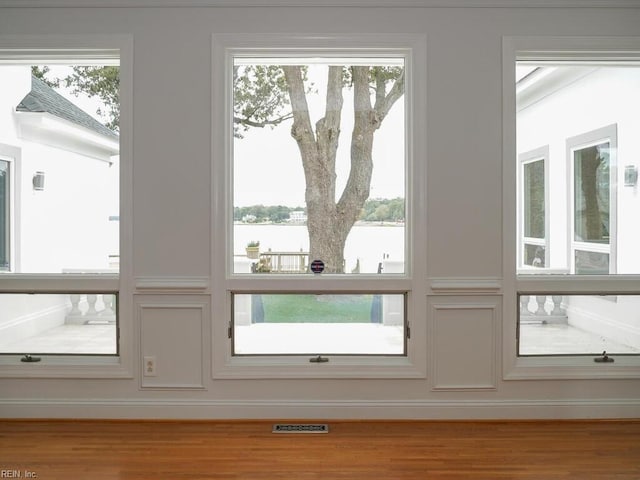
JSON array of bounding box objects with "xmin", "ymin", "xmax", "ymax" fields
[
  {"xmin": 0, "ymin": 64, "xmax": 119, "ymax": 274},
  {"xmin": 0, "ymin": 293, "xmax": 117, "ymax": 355},
  {"xmin": 523, "ymin": 159, "xmax": 545, "ymax": 239},
  {"xmin": 0, "ymin": 159, "xmax": 8, "ymax": 270},
  {"xmin": 575, "ymin": 250, "xmax": 609, "ymax": 275},
  {"xmin": 232, "ymin": 58, "xmax": 405, "ymax": 275},
  {"xmin": 574, "ymin": 142, "xmax": 610, "ymax": 244},
  {"xmin": 524, "ymin": 243, "xmax": 545, "ymax": 267},
  {"xmin": 518, "ymin": 294, "xmax": 640, "ymax": 356},
  {"xmin": 516, "ymin": 63, "xmax": 640, "ymax": 275},
  {"xmin": 233, "ymin": 293, "xmax": 405, "ymax": 355}
]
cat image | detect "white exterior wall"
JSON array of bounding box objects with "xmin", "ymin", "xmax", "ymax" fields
[
  {"xmin": 517, "ymin": 68, "xmax": 640, "ymax": 273},
  {"xmin": 0, "ymin": 2, "xmax": 639, "ymax": 420}
]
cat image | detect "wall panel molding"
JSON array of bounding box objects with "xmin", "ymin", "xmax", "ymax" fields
[
  {"xmin": 135, "ymin": 276, "xmax": 209, "ymax": 294},
  {"xmin": 429, "ymin": 278, "xmax": 502, "ymax": 295},
  {"xmin": 429, "ymin": 297, "xmax": 500, "ymax": 390}
]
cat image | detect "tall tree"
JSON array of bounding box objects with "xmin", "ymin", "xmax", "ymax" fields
[{"xmin": 235, "ymin": 64, "xmax": 404, "ymax": 273}]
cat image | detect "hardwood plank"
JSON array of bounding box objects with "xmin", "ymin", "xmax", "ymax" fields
[{"xmin": 0, "ymin": 420, "xmax": 639, "ymax": 479}]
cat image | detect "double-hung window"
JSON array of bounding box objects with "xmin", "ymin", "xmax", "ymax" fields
[
  {"xmin": 0, "ymin": 35, "xmax": 131, "ymax": 375},
  {"xmin": 505, "ymin": 37, "xmax": 640, "ymax": 378},
  {"xmin": 212, "ymin": 34, "xmax": 427, "ymax": 378}
]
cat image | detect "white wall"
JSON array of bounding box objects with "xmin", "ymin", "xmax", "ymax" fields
[{"xmin": 1, "ymin": 2, "xmax": 640, "ymax": 420}]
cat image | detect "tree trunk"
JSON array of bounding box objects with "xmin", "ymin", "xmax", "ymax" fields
[{"xmin": 282, "ymin": 65, "xmax": 403, "ymax": 273}]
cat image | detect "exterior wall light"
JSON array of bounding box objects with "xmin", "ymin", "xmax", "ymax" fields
[
  {"xmin": 624, "ymin": 165, "xmax": 638, "ymax": 187},
  {"xmin": 32, "ymin": 171, "xmax": 45, "ymax": 191}
]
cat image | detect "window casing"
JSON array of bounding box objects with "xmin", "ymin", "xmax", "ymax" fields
[
  {"xmin": 503, "ymin": 36, "xmax": 640, "ymax": 379},
  {"xmin": 0, "ymin": 35, "xmax": 132, "ymax": 377},
  {"xmin": 212, "ymin": 34, "xmax": 427, "ymax": 379}
]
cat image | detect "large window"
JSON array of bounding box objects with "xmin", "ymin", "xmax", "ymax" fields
[
  {"xmin": 0, "ymin": 38, "xmax": 129, "ymax": 367},
  {"xmin": 213, "ymin": 34, "xmax": 426, "ymax": 377},
  {"xmin": 230, "ymin": 54, "xmax": 407, "ymax": 357},
  {"xmin": 506, "ymin": 37, "xmax": 640, "ymax": 376}
]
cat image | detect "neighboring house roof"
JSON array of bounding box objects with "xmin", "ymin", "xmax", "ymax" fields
[{"xmin": 16, "ymin": 75, "xmax": 118, "ymax": 140}]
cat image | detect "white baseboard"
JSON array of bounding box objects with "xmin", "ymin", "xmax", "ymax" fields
[{"xmin": 1, "ymin": 398, "xmax": 638, "ymax": 420}]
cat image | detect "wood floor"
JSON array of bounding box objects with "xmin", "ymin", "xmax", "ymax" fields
[{"xmin": 1, "ymin": 420, "xmax": 639, "ymax": 479}]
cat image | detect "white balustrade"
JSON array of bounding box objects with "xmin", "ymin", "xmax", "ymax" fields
[
  {"xmin": 65, "ymin": 294, "xmax": 117, "ymax": 325},
  {"xmin": 519, "ymin": 295, "xmax": 567, "ymax": 324}
]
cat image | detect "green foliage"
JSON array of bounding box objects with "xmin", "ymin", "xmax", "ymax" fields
[
  {"xmin": 360, "ymin": 197, "xmax": 405, "ymax": 222},
  {"xmin": 234, "ymin": 205, "xmax": 305, "ymax": 223},
  {"xmin": 31, "ymin": 66, "xmax": 60, "ymax": 88},
  {"xmin": 233, "ymin": 65, "xmax": 293, "ymax": 138},
  {"xmin": 65, "ymin": 66, "xmax": 120, "ymax": 132}
]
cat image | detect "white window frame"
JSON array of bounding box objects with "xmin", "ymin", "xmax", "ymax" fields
[
  {"xmin": 0, "ymin": 145, "xmax": 20, "ymax": 273},
  {"xmin": 518, "ymin": 145, "xmax": 549, "ymax": 271},
  {"xmin": 211, "ymin": 33, "xmax": 427, "ymax": 379},
  {"xmin": 0, "ymin": 34, "xmax": 133, "ymax": 379},
  {"xmin": 503, "ymin": 36, "xmax": 640, "ymax": 380},
  {"xmin": 567, "ymin": 125, "xmax": 617, "ymax": 275}
]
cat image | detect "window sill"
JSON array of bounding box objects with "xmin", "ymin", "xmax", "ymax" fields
[
  {"xmin": 504, "ymin": 355, "xmax": 640, "ymax": 380},
  {"xmin": 213, "ymin": 355, "xmax": 425, "ymax": 380},
  {"xmin": 0, "ymin": 355, "xmax": 133, "ymax": 379}
]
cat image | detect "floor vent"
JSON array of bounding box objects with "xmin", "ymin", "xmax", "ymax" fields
[{"xmin": 272, "ymin": 423, "xmax": 329, "ymax": 434}]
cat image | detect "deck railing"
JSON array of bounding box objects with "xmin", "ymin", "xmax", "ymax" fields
[
  {"xmin": 65, "ymin": 294, "xmax": 116, "ymax": 325},
  {"xmin": 255, "ymin": 250, "xmax": 309, "ymax": 273},
  {"xmin": 519, "ymin": 295, "xmax": 567, "ymax": 324}
]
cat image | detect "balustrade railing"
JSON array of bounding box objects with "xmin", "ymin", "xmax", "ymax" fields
[
  {"xmin": 255, "ymin": 250, "xmax": 309, "ymax": 273},
  {"xmin": 519, "ymin": 295, "xmax": 567, "ymax": 324},
  {"xmin": 65, "ymin": 294, "xmax": 116, "ymax": 325}
]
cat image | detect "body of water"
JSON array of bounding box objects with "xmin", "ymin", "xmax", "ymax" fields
[{"xmin": 234, "ymin": 223, "xmax": 404, "ymax": 274}]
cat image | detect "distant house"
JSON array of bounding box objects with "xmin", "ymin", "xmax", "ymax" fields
[{"xmin": 288, "ymin": 210, "xmax": 307, "ymax": 223}]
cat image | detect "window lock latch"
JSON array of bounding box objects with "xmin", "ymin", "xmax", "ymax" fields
[
  {"xmin": 594, "ymin": 351, "xmax": 614, "ymax": 363},
  {"xmin": 309, "ymin": 355, "xmax": 329, "ymax": 363},
  {"xmin": 21, "ymin": 354, "xmax": 41, "ymax": 363}
]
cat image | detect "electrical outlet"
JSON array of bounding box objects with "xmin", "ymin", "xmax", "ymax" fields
[{"xmin": 143, "ymin": 356, "xmax": 157, "ymax": 376}]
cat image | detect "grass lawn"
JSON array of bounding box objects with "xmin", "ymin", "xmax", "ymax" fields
[{"xmin": 260, "ymin": 294, "xmax": 378, "ymax": 323}]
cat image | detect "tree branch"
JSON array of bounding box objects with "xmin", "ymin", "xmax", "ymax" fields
[{"xmin": 373, "ymin": 68, "xmax": 405, "ymax": 126}]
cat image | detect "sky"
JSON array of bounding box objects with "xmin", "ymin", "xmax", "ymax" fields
[{"xmin": 233, "ymin": 63, "xmax": 406, "ymax": 208}]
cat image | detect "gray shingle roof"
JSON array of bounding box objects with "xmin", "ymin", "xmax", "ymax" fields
[{"xmin": 16, "ymin": 75, "xmax": 118, "ymax": 140}]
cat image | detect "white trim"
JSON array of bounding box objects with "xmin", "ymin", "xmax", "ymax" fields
[
  {"xmin": 429, "ymin": 277, "xmax": 502, "ymax": 294},
  {"xmin": 502, "ymin": 35, "xmax": 640, "ymax": 382},
  {"xmin": 0, "ymin": 397, "xmax": 639, "ymax": 420},
  {"xmin": 135, "ymin": 276, "xmax": 210, "ymax": 293},
  {"xmin": 139, "ymin": 303, "xmax": 207, "ymax": 390},
  {"xmin": 1, "ymin": 0, "xmax": 640, "ymax": 8},
  {"xmin": 429, "ymin": 301, "xmax": 499, "ymax": 391},
  {"xmin": 0, "ymin": 33, "xmax": 134, "ymax": 379},
  {"xmin": 211, "ymin": 33, "xmax": 427, "ymax": 378}
]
